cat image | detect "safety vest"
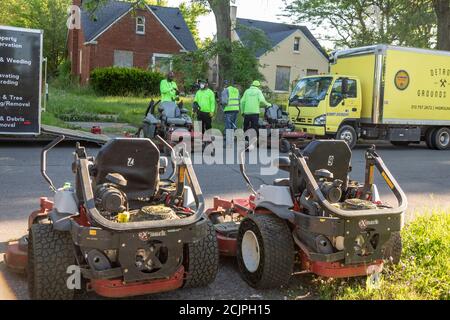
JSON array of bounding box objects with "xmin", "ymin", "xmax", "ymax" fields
[
  {"xmin": 224, "ymin": 86, "xmax": 240, "ymax": 112},
  {"xmin": 160, "ymin": 79, "xmax": 178, "ymax": 102}
]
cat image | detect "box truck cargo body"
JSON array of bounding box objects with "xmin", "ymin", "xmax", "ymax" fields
[{"xmin": 288, "ymin": 45, "xmax": 450, "ymax": 149}]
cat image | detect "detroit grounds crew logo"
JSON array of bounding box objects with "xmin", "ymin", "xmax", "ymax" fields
[{"xmin": 395, "ymin": 70, "xmax": 410, "ymax": 90}]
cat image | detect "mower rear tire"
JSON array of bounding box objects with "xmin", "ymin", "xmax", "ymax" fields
[
  {"xmin": 382, "ymin": 231, "xmax": 402, "ymax": 265},
  {"xmin": 237, "ymin": 214, "xmax": 294, "ymax": 289},
  {"xmin": 279, "ymin": 138, "xmax": 291, "ymax": 153},
  {"xmin": 183, "ymin": 221, "xmax": 219, "ymax": 288},
  {"xmin": 28, "ymin": 224, "xmax": 75, "ymax": 300}
]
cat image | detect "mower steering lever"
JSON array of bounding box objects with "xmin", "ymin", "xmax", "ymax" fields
[{"xmin": 41, "ymin": 135, "xmax": 66, "ymax": 192}]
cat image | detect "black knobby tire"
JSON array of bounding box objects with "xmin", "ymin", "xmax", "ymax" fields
[
  {"xmin": 279, "ymin": 138, "xmax": 291, "ymax": 154},
  {"xmin": 183, "ymin": 221, "xmax": 219, "ymax": 288},
  {"xmin": 425, "ymin": 128, "xmax": 436, "ymax": 149},
  {"xmin": 432, "ymin": 127, "xmax": 450, "ymax": 150},
  {"xmin": 28, "ymin": 224, "xmax": 75, "ymax": 300},
  {"xmin": 336, "ymin": 125, "xmax": 357, "ymax": 149},
  {"xmin": 382, "ymin": 232, "xmax": 402, "ymax": 265},
  {"xmin": 237, "ymin": 214, "xmax": 294, "ymax": 289},
  {"xmin": 391, "ymin": 141, "xmax": 410, "ymax": 147}
]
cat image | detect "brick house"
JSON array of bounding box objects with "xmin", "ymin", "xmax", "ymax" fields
[{"xmin": 68, "ymin": 0, "xmax": 197, "ymax": 84}]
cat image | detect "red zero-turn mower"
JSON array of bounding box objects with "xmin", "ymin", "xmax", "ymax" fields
[
  {"xmin": 136, "ymin": 100, "xmax": 201, "ymax": 152},
  {"xmin": 4, "ymin": 136, "xmax": 218, "ymax": 299},
  {"xmin": 207, "ymin": 140, "xmax": 406, "ymax": 288}
]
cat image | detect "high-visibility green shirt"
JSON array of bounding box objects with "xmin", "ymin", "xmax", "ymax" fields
[
  {"xmin": 194, "ymin": 88, "xmax": 216, "ymax": 113},
  {"xmin": 160, "ymin": 79, "xmax": 178, "ymax": 102},
  {"xmin": 240, "ymin": 86, "xmax": 271, "ymax": 115},
  {"xmin": 224, "ymin": 86, "xmax": 240, "ymax": 112}
]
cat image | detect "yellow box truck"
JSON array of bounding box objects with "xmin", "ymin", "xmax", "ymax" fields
[{"xmin": 288, "ymin": 45, "xmax": 450, "ymax": 149}]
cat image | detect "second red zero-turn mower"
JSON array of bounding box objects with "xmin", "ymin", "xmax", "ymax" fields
[
  {"xmin": 4, "ymin": 135, "xmax": 219, "ymax": 299},
  {"xmin": 207, "ymin": 140, "xmax": 406, "ymax": 288}
]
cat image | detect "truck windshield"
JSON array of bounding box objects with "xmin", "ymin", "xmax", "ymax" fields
[{"xmin": 289, "ymin": 77, "xmax": 333, "ymax": 107}]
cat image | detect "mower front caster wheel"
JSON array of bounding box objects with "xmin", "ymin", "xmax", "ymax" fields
[
  {"xmin": 237, "ymin": 214, "xmax": 294, "ymax": 289},
  {"xmin": 183, "ymin": 221, "xmax": 219, "ymax": 288},
  {"xmin": 28, "ymin": 224, "xmax": 75, "ymax": 300},
  {"xmin": 279, "ymin": 139, "xmax": 291, "ymax": 153}
]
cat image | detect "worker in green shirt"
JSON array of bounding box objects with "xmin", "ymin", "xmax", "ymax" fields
[
  {"xmin": 160, "ymin": 71, "xmax": 179, "ymax": 102},
  {"xmin": 193, "ymin": 80, "xmax": 216, "ymax": 133},
  {"xmin": 241, "ymin": 80, "xmax": 271, "ymax": 133}
]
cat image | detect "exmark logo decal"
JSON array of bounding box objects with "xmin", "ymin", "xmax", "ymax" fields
[
  {"xmin": 359, "ymin": 219, "xmax": 379, "ymax": 229},
  {"xmin": 127, "ymin": 158, "xmax": 135, "ymax": 167}
]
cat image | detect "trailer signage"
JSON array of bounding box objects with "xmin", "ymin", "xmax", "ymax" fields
[
  {"xmin": 0, "ymin": 26, "xmax": 42, "ymax": 135},
  {"xmin": 394, "ymin": 70, "xmax": 410, "ymax": 90}
]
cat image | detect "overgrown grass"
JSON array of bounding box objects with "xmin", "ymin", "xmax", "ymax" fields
[{"xmin": 312, "ymin": 211, "xmax": 450, "ymax": 300}]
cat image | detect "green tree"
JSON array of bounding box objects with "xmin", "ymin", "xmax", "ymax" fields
[
  {"xmin": 179, "ymin": 1, "xmax": 210, "ymax": 47},
  {"xmin": 433, "ymin": 0, "xmax": 450, "ymax": 50},
  {"xmin": 0, "ymin": 0, "xmax": 71, "ymax": 75},
  {"xmin": 284, "ymin": 0, "xmax": 437, "ymax": 49}
]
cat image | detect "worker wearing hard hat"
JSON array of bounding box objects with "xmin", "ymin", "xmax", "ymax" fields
[
  {"xmin": 160, "ymin": 71, "xmax": 179, "ymax": 102},
  {"xmin": 193, "ymin": 80, "xmax": 216, "ymax": 134},
  {"xmin": 240, "ymin": 80, "xmax": 271, "ymax": 133}
]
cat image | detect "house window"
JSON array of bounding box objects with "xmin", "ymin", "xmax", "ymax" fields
[
  {"xmin": 114, "ymin": 50, "xmax": 133, "ymax": 68},
  {"xmin": 136, "ymin": 16, "xmax": 145, "ymax": 35},
  {"xmin": 307, "ymin": 69, "xmax": 318, "ymax": 76},
  {"xmin": 294, "ymin": 37, "xmax": 300, "ymax": 52},
  {"xmin": 275, "ymin": 66, "xmax": 291, "ymax": 92},
  {"xmin": 152, "ymin": 53, "xmax": 172, "ymax": 74}
]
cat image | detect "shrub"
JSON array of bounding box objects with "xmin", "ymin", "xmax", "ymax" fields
[
  {"xmin": 51, "ymin": 59, "xmax": 78, "ymax": 89},
  {"xmin": 90, "ymin": 67, "xmax": 164, "ymax": 96}
]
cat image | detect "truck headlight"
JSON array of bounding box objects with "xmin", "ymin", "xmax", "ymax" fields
[{"xmin": 314, "ymin": 115, "xmax": 326, "ymax": 125}]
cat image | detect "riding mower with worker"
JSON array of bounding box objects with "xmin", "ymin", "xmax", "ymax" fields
[
  {"xmin": 207, "ymin": 139, "xmax": 406, "ymax": 288},
  {"xmin": 4, "ymin": 136, "xmax": 218, "ymax": 299},
  {"xmin": 136, "ymin": 99, "xmax": 200, "ymax": 153},
  {"xmin": 258, "ymin": 104, "xmax": 306, "ymax": 153}
]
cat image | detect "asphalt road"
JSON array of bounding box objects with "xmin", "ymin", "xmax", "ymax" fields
[{"xmin": 1, "ymin": 141, "xmax": 449, "ymax": 300}]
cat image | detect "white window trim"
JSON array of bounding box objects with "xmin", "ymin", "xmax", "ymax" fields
[
  {"xmin": 79, "ymin": 49, "xmax": 82, "ymax": 74},
  {"xmin": 152, "ymin": 53, "xmax": 173, "ymax": 72},
  {"xmin": 136, "ymin": 16, "xmax": 145, "ymax": 35},
  {"xmin": 293, "ymin": 37, "xmax": 300, "ymax": 53}
]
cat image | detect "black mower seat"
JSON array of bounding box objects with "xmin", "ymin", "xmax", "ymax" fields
[{"xmin": 93, "ymin": 138, "xmax": 160, "ymax": 200}]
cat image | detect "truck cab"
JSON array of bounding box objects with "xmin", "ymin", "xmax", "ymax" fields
[{"xmin": 288, "ymin": 75, "xmax": 362, "ymax": 147}]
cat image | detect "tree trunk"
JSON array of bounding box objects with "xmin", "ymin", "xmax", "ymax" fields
[
  {"xmin": 208, "ymin": 0, "xmax": 231, "ymax": 122},
  {"xmin": 434, "ymin": 0, "xmax": 450, "ymax": 50}
]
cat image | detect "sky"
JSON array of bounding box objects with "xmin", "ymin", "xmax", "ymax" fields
[{"xmin": 166, "ymin": 0, "xmax": 332, "ymax": 48}]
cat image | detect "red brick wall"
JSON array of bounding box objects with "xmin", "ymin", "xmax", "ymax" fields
[{"xmin": 77, "ymin": 8, "xmax": 183, "ymax": 84}]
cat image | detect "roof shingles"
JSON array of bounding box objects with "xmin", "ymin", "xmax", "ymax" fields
[
  {"xmin": 81, "ymin": 0, "xmax": 197, "ymax": 51},
  {"xmin": 236, "ymin": 18, "xmax": 328, "ymax": 59}
]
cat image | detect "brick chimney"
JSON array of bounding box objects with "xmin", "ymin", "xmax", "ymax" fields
[{"xmin": 70, "ymin": 0, "xmax": 82, "ymax": 78}]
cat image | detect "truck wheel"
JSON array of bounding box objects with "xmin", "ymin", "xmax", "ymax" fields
[
  {"xmin": 382, "ymin": 232, "xmax": 402, "ymax": 265},
  {"xmin": 279, "ymin": 139, "xmax": 291, "ymax": 153},
  {"xmin": 432, "ymin": 127, "xmax": 450, "ymax": 150},
  {"xmin": 425, "ymin": 128, "xmax": 436, "ymax": 149},
  {"xmin": 183, "ymin": 221, "xmax": 219, "ymax": 288},
  {"xmin": 336, "ymin": 125, "xmax": 357, "ymax": 149},
  {"xmin": 237, "ymin": 214, "xmax": 294, "ymax": 289},
  {"xmin": 28, "ymin": 224, "xmax": 75, "ymax": 300}
]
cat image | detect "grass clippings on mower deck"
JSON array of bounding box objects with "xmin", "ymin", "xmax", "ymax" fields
[
  {"xmin": 308, "ymin": 211, "xmax": 450, "ymax": 300},
  {"xmin": 129, "ymin": 205, "xmax": 180, "ymax": 222}
]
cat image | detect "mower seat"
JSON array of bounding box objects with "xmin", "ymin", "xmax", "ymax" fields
[
  {"xmin": 291, "ymin": 140, "xmax": 351, "ymax": 194},
  {"xmin": 93, "ymin": 138, "xmax": 160, "ymax": 200},
  {"xmin": 160, "ymin": 102, "xmax": 192, "ymax": 127}
]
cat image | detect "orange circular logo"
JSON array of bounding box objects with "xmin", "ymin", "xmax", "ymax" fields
[{"xmin": 395, "ymin": 70, "xmax": 410, "ymax": 90}]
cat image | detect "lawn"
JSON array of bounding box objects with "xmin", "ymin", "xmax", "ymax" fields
[{"xmin": 43, "ymin": 85, "xmax": 290, "ymax": 132}]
